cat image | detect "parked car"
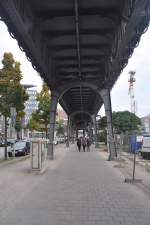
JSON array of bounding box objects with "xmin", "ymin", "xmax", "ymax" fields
[
  {"xmin": 140, "ymin": 135, "xmax": 150, "ymax": 158},
  {"xmin": 0, "ymin": 140, "xmax": 5, "ymax": 147},
  {"xmin": 7, "ymin": 138, "xmax": 17, "ymax": 146},
  {"xmin": 57, "ymin": 135, "xmax": 65, "ymax": 143},
  {"xmin": 8, "ymin": 141, "xmax": 31, "ymax": 157},
  {"xmin": 53, "ymin": 138, "xmax": 58, "ymax": 145},
  {"xmin": 0, "ymin": 138, "xmax": 17, "ymax": 147}
]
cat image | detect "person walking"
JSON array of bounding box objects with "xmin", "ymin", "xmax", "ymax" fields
[
  {"xmin": 77, "ymin": 137, "xmax": 81, "ymax": 152},
  {"xmin": 82, "ymin": 136, "xmax": 87, "ymax": 152},
  {"xmin": 86, "ymin": 138, "xmax": 91, "ymax": 152}
]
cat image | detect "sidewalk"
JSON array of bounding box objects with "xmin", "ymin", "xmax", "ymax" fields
[
  {"xmin": 0, "ymin": 144, "xmax": 150, "ymax": 225},
  {"xmin": 116, "ymin": 151, "xmax": 150, "ymax": 196}
]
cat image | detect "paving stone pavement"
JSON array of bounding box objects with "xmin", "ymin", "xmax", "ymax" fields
[{"xmin": 0, "ymin": 144, "xmax": 150, "ymax": 225}]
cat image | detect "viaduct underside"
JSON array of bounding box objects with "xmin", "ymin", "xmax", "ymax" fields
[{"xmin": 0, "ymin": 0, "xmax": 149, "ymax": 160}]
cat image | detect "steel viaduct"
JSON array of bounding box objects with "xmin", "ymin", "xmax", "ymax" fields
[{"xmin": 0, "ymin": 0, "xmax": 149, "ymax": 160}]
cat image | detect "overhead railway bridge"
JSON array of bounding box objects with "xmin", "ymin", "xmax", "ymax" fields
[{"xmin": 0, "ymin": 0, "xmax": 149, "ymax": 159}]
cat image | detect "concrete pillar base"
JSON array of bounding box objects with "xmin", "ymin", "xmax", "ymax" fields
[{"xmin": 100, "ymin": 89, "xmax": 117, "ymax": 160}]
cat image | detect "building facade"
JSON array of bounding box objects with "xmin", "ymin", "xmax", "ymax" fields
[
  {"xmin": 23, "ymin": 88, "xmax": 38, "ymax": 126},
  {"xmin": 56, "ymin": 108, "xmax": 68, "ymax": 124},
  {"xmin": 141, "ymin": 115, "xmax": 150, "ymax": 133}
]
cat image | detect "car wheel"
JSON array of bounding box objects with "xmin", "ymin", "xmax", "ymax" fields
[{"xmin": 8, "ymin": 152, "xmax": 12, "ymax": 157}]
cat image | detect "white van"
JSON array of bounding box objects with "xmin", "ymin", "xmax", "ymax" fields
[{"xmin": 140, "ymin": 135, "xmax": 150, "ymax": 158}]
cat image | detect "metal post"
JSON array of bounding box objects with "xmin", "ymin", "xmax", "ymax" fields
[
  {"xmin": 100, "ymin": 89, "xmax": 117, "ymax": 160},
  {"xmin": 93, "ymin": 115, "xmax": 98, "ymax": 148},
  {"xmin": 132, "ymin": 149, "xmax": 136, "ymax": 181},
  {"xmin": 119, "ymin": 132, "xmax": 123, "ymax": 160},
  {"xmin": 48, "ymin": 91, "xmax": 59, "ymax": 160},
  {"xmin": 72, "ymin": 128, "xmax": 75, "ymax": 143},
  {"xmin": 4, "ymin": 116, "xmax": 7, "ymax": 160},
  {"xmin": 66, "ymin": 116, "xmax": 70, "ymax": 147},
  {"xmin": 124, "ymin": 148, "xmax": 142, "ymax": 183}
]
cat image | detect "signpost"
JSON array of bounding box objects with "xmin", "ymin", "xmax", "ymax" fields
[{"xmin": 124, "ymin": 141, "xmax": 142, "ymax": 184}]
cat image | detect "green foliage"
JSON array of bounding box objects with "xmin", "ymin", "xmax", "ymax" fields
[
  {"xmin": 12, "ymin": 85, "xmax": 28, "ymax": 113},
  {"xmin": 56, "ymin": 120, "xmax": 65, "ymax": 135},
  {"xmin": 98, "ymin": 111, "xmax": 141, "ymax": 134},
  {"xmin": 0, "ymin": 53, "xmax": 28, "ymax": 118},
  {"xmin": 97, "ymin": 116, "xmax": 107, "ymax": 130},
  {"xmin": 30, "ymin": 83, "xmax": 51, "ymax": 136},
  {"xmin": 15, "ymin": 117, "xmax": 23, "ymax": 139},
  {"xmin": 15, "ymin": 118, "xmax": 22, "ymax": 132},
  {"xmin": 97, "ymin": 131, "xmax": 107, "ymax": 144},
  {"xmin": 28, "ymin": 117, "xmax": 40, "ymax": 131},
  {"xmin": 113, "ymin": 111, "xmax": 141, "ymax": 133}
]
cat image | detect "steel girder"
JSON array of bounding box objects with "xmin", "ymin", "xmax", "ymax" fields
[{"xmin": 0, "ymin": 0, "xmax": 149, "ymax": 126}]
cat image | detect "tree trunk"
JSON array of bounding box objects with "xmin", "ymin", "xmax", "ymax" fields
[
  {"xmin": 45, "ymin": 124, "xmax": 48, "ymax": 139},
  {"xmin": 4, "ymin": 116, "xmax": 7, "ymax": 160},
  {"xmin": 17, "ymin": 130, "xmax": 20, "ymax": 140}
]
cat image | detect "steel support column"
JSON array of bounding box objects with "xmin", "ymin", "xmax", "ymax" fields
[
  {"xmin": 88, "ymin": 122, "xmax": 92, "ymax": 140},
  {"xmin": 69, "ymin": 122, "xmax": 74, "ymax": 144},
  {"xmin": 69, "ymin": 120, "xmax": 72, "ymax": 143},
  {"xmin": 48, "ymin": 91, "xmax": 59, "ymax": 160},
  {"xmin": 100, "ymin": 89, "xmax": 117, "ymax": 160},
  {"xmin": 71, "ymin": 127, "xmax": 75, "ymax": 143},
  {"xmin": 92, "ymin": 115, "xmax": 99, "ymax": 148},
  {"xmin": 76, "ymin": 129, "xmax": 78, "ymax": 140}
]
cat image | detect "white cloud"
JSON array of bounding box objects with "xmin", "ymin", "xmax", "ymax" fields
[
  {"xmin": 111, "ymin": 26, "xmax": 150, "ymax": 117},
  {"xmin": 0, "ymin": 21, "xmax": 43, "ymax": 91}
]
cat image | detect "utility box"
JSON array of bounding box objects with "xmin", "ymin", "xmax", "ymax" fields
[{"xmin": 31, "ymin": 141, "xmax": 47, "ymax": 173}]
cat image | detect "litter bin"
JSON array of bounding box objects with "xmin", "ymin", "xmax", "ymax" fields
[{"xmin": 31, "ymin": 141, "xmax": 47, "ymax": 173}]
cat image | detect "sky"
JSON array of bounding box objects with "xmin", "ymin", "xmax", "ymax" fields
[{"xmin": 0, "ymin": 21, "xmax": 150, "ymax": 118}]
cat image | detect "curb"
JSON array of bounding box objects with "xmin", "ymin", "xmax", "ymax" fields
[
  {"xmin": 121, "ymin": 153, "xmax": 150, "ymax": 173},
  {"xmin": 0, "ymin": 155, "xmax": 30, "ymax": 166}
]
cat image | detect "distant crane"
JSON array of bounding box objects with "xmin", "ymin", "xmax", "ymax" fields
[{"xmin": 128, "ymin": 71, "xmax": 137, "ymax": 114}]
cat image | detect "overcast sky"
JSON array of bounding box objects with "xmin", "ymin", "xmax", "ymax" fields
[{"xmin": 0, "ymin": 21, "xmax": 150, "ymax": 117}]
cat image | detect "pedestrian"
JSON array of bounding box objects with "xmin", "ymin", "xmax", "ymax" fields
[
  {"xmin": 86, "ymin": 138, "xmax": 91, "ymax": 152},
  {"xmin": 82, "ymin": 136, "xmax": 87, "ymax": 152},
  {"xmin": 77, "ymin": 137, "xmax": 81, "ymax": 152}
]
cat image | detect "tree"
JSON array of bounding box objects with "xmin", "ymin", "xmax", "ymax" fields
[
  {"xmin": 31, "ymin": 83, "xmax": 51, "ymax": 138},
  {"xmin": 0, "ymin": 53, "xmax": 28, "ymax": 159},
  {"xmin": 13, "ymin": 88, "xmax": 28, "ymax": 139},
  {"xmin": 15, "ymin": 118, "xmax": 22, "ymax": 139},
  {"xmin": 14, "ymin": 111, "xmax": 26, "ymax": 139},
  {"xmin": 97, "ymin": 116, "xmax": 107, "ymax": 130},
  {"xmin": 98, "ymin": 111, "xmax": 141, "ymax": 135},
  {"xmin": 97, "ymin": 116, "xmax": 107, "ymax": 144},
  {"xmin": 113, "ymin": 111, "xmax": 141, "ymax": 134},
  {"xmin": 28, "ymin": 117, "xmax": 40, "ymax": 133},
  {"xmin": 56, "ymin": 120, "xmax": 65, "ymax": 135}
]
